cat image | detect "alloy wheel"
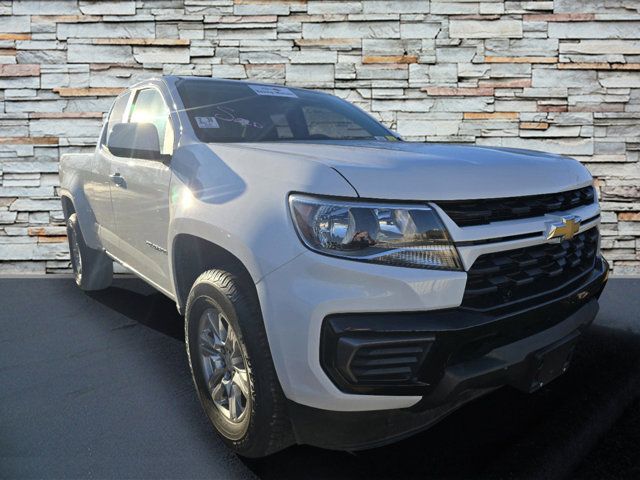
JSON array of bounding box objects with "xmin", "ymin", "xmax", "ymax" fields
[{"xmin": 198, "ymin": 307, "xmax": 251, "ymax": 425}]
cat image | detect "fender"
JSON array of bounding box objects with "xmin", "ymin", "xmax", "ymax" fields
[
  {"xmin": 168, "ymin": 217, "xmax": 270, "ymax": 313},
  {"xmin": 165, "ymin": 140, "xmax": 359, "ymax": 312},
  {"xmin": 58, "ymin": 153, "xmax": 103, "ymax": 251}
]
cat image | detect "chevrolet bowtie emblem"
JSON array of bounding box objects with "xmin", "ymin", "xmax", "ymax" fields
[{"xmin": 547, "ymin": 215, "xmax": 581, "ymax": 241}]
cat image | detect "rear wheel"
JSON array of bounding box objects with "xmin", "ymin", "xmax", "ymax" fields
[
  {"xmin": 185, "ymin": 269, "xmax": 292, "ymax": 457},
  {"xmin": 66, "ymin": 213, "xmax": 113, "ymax": 290}
]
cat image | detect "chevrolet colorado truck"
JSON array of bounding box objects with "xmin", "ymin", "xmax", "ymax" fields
[{"xmin": 59, "ymin": 76, "xmax": 608, "ymax": 457}]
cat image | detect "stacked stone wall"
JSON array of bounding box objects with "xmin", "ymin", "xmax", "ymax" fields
[{"xmin": 0, "ymin": 0, "xmax": 638, "ymax": 274}]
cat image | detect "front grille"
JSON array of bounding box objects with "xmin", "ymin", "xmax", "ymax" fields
[
  {"xmin": 462, "ymin": 227, "xmax": 599, "ymax": 312},
  {"xmin": 436, "ymin": 186, "xmax": 595, "ymax": 227}
]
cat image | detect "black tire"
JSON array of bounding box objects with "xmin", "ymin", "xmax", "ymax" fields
[
  {"xmin": 185, "ymin": 269, "xmax": 293, "ymax": 457},
  {"xmin": 66, "ymin": 213, "xmax": 113, "ymax": 291}
]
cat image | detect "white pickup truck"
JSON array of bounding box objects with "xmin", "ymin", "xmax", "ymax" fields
[{"xmin": 60, "ymin": 76, "xmax": 608, "ymax": 457}]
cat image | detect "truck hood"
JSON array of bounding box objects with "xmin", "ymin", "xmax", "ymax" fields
[{"xmin": 229, "ymin": 141, "xmax": 592, "ymax": 201}]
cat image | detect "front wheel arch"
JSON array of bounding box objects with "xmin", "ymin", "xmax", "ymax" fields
[{"xmin": 172, "ymin": 234, "xmax": 258, "ymax": 314}]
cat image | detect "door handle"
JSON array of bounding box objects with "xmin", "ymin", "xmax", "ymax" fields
[{"xmin": 109, "ymin": 173, "xmax": 126, "ymax": 187}]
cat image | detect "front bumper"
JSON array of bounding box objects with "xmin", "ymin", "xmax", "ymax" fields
[
  {"xmin": 321, "ymin": 256, "xmax": 608, "ymax": 400},
  {"xmin": 257, "ymin": 250, "xmax": 467, "ymax": 412},
  {"xmin": 258, "ymin": 230, "xmax": 609, "ymax": 410},
  {"xmin": 289, "ymin": 256, "xmax": 609, "ymax": 450}
]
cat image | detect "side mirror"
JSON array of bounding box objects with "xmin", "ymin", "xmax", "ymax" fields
[{"xmin": 107, "ymin": 122, "xmax": 170, "ymax": 162}]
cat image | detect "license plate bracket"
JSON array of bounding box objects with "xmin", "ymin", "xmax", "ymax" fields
[{"xmin": 526, "ymin": 334, "xmax": 578, "ymax": 392}]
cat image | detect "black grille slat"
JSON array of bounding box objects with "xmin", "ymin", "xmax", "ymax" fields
[
  {"xmin": 347, "ymin": 341, "xmax": 433, "ymax": 383},
  {"xmin": 359, "ymin": 346, "xmax": 424, "ymax": 357},
  {"xmin": 462, "ymin": 228, "xmax": 599, "ymax": 312},
  {"xmin": 351, "ymin": 356, "xmax": 419, "ymax": 368},
  {"xmin": 437, "ymin": 186, "xmax": 595, "ymax": 227},
  {"xmin": 352, "ymin": 366, "xmax": 413, "ymax": 379}
]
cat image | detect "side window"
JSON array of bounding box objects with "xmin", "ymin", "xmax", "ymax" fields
[
  {"xmin": 103, "ymin": 92, "xmax": 130, "ymax": 146},
  {"xmin": 302, "ymin": 106, "xmax": 371, "ymax": 139},
  {"xmin": 270, "ymin": 113, "xmax": 294, "ymax": 139},
  {"xmin": 128, "ymin": 88, "xmax": 174, "ymax": 155}
]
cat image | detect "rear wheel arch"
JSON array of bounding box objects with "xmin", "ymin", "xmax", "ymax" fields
[
  {"xmin": 172, "ymin": 234, "xmax": 258, "ymax": 314},
  {"xmin": 59, "ymin": 189, "xmax": 102, "ymax": 250},
  {"xmin": 60, "ymin": 193, "xmax": 76, "ymax": 222},
  {"xmin": 66, "ymin": 212, "xmax": 113, "ymax": 290}
]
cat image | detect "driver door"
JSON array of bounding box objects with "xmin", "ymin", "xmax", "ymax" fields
[
  {"xmin": 108, "ymin": 86, "xmax": 175, "ymax": 294},
  {"xmin": 89, "ymin": 91, "xmax": 131, "ymax": 251}
]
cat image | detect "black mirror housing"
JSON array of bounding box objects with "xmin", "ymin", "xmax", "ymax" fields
[{"xmin": 107, "ymin": 123, "xmax": 169, "ymax": 162}]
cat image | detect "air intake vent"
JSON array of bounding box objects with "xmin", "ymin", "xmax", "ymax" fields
[
  {"xmin": 335, "ymin": 335, "xmax": 434, "ymax": 385},
  {"xmin": 436, "ymin": 186, "xmax": 595, "ymax": 227},
  {"xmin": 350, "ymin": 343, "xmax": 428, "ymax": 382}
]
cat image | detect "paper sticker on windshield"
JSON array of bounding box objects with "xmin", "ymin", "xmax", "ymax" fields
[
  {"xmin": 248, "ymin": 84, "xmax": 298, "ymax": 98},
  {"xmin": 195, "ymin": 116, "xmax": 220, "ymax": 129}
]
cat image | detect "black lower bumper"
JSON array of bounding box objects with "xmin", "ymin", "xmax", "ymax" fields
[{"xmin": 290, "ymin": 256, "xmax": 609, "ymax": 450}]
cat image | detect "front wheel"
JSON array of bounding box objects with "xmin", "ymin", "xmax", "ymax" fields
[
  {"xmin": 185, "ymin": 269, "xmax": 293, "ymax": 457},
  {"xmin": 66, "ymin": 213, "xmax": 113, "ymax": 290}
]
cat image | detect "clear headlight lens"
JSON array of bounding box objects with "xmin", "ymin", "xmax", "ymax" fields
[{"xmin": 289, "ymin": 194, "xmax": 462, "ymax": 270}]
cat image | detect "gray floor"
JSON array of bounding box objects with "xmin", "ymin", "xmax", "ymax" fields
[{"xmin": 0, "ymin": 277, "xmax": 639, "ymax": 479}]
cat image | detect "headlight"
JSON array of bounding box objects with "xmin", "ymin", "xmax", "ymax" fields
[{"xmin": 289, "ymin": 194, "xmax": 462, "ymax": 270}]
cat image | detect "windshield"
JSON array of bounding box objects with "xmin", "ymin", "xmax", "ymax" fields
[{"xmin": 176, "ymin": 79, "xmax": 397, "ymax": 143}]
